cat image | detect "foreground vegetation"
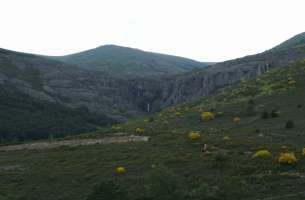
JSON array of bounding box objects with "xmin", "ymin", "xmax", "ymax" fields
[{"xmin": 1, "ymin": 60, "xmax": 305, "ymax": 199}]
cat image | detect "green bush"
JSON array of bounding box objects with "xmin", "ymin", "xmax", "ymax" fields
[
  {"xmin": 211, "ymin": 151, "xmax": 229, "ymax": 169},
  {"xmin": 285, "ymin": 120, "xmax": 295, "ymax": 129},
  {"xmin": 185, "ymin": 183, "xmax": 219, "ymax": 200},
  {"xmin": 246, "ymin": 99, "xmax": 256, "ymax": 116},
  {"xmin": 271, "ymin": 109, "xmax": 280, "ymax": 118},
  {"xmin": 86, "ymin": 179, "xmax": 129, "ymax": 200},
  {"xmin": 148, "ymin": 117, "xmax": 154, "ymax": 122},
  {"xmin": 261, "ymin": 111, "xmax": 269, "ymax": 119},
  {"xmin": 144, "ymin": 165, "xmax": 183, "ymax": 200}
]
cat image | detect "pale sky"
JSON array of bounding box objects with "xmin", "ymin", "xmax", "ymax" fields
[{"xmin": 0, "ymin": 0, "xmax": 304, "ymax": 62}]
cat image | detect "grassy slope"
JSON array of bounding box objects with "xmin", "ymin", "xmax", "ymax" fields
[{"xmin": 1, "ymin": 60, "xmax": 305, "ymax": 200}]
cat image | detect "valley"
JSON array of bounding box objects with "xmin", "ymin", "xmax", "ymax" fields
[
  {"xmin": 0, "ymin": 32, "xmax": 305, "ymax": 200},
  {"xmin": 1, "ymin": 58, "xmax": 305, "ymax": 199}
]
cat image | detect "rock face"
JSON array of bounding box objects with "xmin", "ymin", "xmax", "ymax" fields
[
  {"xmin": 159, "ymin": 44, "xmax": 305, "ymax": 107},
  {"xmin": 1, "ymin": 33, "xmax": 305, "ymax": 123}
]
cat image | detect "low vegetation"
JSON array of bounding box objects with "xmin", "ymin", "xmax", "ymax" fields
[{"xmin": 1, "ymin": 60, "xmax": 305, "ymax": 199}]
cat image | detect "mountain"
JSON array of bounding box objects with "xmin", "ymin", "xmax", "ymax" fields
[
  {"xmin": 51, "ymin": 45, "xmax": 212, "ymax": 77},
  {"xmin": 0, "ymin": 32, "xmax": 305, "ymax": 141}
]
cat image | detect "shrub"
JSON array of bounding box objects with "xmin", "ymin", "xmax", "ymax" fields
[
  {"xmin": 215, "ymin": 111, "xmax": 224, "ymax": 118},
  {"xmin": 288, "ymin": 80, "xmax": 297, "ymax": 86},
  {"xmin": 185, "ymin": 182, "xmax": 219, "ymax": 200},
  {"xmin": 201, "ymin": 112, "xmax": 214, "ymax": 121},
  {"xmin": 233, "ymin": 117, "xmax": 241, "ymax": 124},
  {"xmin": 287, "ymin": 76, "xmax": 296, "ymax": 86},
  {"xmin": 116, "ymin": 166, "xmax": 126, "ymax": 174},
  {"xmin": 144, "ymin": 117, "xmax": 154, "ymax": 122},
  {"xmin": 175, "ymin": 112, "xmax": 182, "ymax": 116},
  {"xmin": 297, "ymin": 104, "xmax": 303, "ymax": 108},
  {"xmin": 148, "ymin": 117, "xmax": 154, "ymax": 122},
  {"xmin": 252, "ymin": 150, "xmax": 272, "ymax": 159},
  {"xmin": 222, "ymin": 136, "xmax": 231, "ymax": 141},
  {"xmin": 135, "ymin": 128, "xmax": 145, "ymax": 134},
  {"xmin": 271, "ymin": 109, "xmax": 280, "ymax": 118},
  {"xmin": 86, "ymin": 179, "xmax": 129, "ymax": 200},
  {"xmin": 246, "ymin": 99, "xmax": 256, "ymax": 116},
  {"xmin": 261, "ymin": 111, "xmax": 269, "ymax": 119},
  {"xmin": 213, "ymin": 151, "xmax": 228, "ymax": 163},
  {"xmin": 278, "ymin": 153, "xmax": 297, "ymax": 164},
  {"xmin": 302, "ymin": 148, "xmax": 305, "ymax": 156},
  {"xmin": 188, "ymin": 131, "xmax": 201, "ymax": 140},
  {"xmin": 144, "ymin": 165, "xmax": 183, "ymax": 200},
  {"xmin": 111, "ymin": 125, "xmax": 122, "ymax": 131},
  {"xmin": 285, "ymin": 121, "xmax": 294, "ymax": 129}
]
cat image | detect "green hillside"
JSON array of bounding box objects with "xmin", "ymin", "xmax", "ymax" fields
[
  {"xmin": 1, "ymin": 59, "xmax": 305, "ymax": 199},
  {"xmin": 0, "ymin": 84, "xmax": 114, "ymax": 142},
  {"xmin": 51, "ymin": 45, "xmax": 211, "ymax": 78}
]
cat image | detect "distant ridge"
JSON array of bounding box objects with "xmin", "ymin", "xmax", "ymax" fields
[{"xmin": 50, "ymin": 45, "xmax": 213, "ymax": 77}]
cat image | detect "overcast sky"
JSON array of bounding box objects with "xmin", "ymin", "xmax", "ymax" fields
[{"xmin": 0, "ymin": 0, "xmax": 304, "ymax": 62}]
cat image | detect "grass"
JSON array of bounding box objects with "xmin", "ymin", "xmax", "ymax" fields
[{"xmin": 1, "ymin": 60, "xmax": 305, "ymax": 199}]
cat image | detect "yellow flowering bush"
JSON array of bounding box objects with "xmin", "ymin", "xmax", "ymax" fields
[
  {"xmin": 233, "ymin": 117, "xmax": 241, "ymax": 124},
  {"xmin": 252, "ymin": 150, "xmax": 272, "ymax": 159},
  {"xmin": 278, "ymin": 153, "xmax": 297, "ymax": 164},
  {"xmin": 201, "ymin": 112, "xmax": 214, "ymax": 121},
  {"xmin": 188, "ymin": 131, "xmax": 201, "ymax": 140},
  {"xmin": 175, "ymin": 112, "xmax": 182, "ymax": 116},
  {"xmin": 302, "ymin": 148, "xmax": 305, "ymax": 156},
  {"xmin": 116, "ymin": 166, "xmax": 126, "ymax": 174},
  {"xmin": 288, "ymin": 80, "xmax": 297, "ymax": 86},
  {"xmin": 222, "ymin": 136, "xmax": 231, "ymax": 141},
  {"xmin": 111, "ymin": 125, "xmax": 121, "ymax": 131},
  {"xmin": 135, "ymin": 128, "xmax": 145, "ymax": 134}
]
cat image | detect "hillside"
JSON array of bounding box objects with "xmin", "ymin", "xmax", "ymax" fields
[
  {"xmin": 0, "ymin": 84, "xmax": 113, "ymax": 141},
  {"xmin": 51, "ymin": 45, "xmax": 211, "ymax": 77},
  {"xmin": 0, "ymin": 33, "xmax": 305, "ymax": 142},
  {"xmin": 0, "ymin": 48, "xmax": 116, "ymax": 141},
  {"xmin": 1, "ymin": 59, "xmax": 305, "ymax": 199}
]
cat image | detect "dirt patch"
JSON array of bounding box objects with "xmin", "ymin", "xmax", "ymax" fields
[
  {"xmin": 0, "ymin": 165, "xmax": 24, "ymax": 171},
  {"xmin": 0, "ymin": 135, "xmax": 150, "ymax": 151}
]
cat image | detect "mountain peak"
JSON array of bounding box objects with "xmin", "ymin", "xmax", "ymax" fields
[{"xmin": 52, "ymin": 45, "xmax": 211, "ymax": 77}]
